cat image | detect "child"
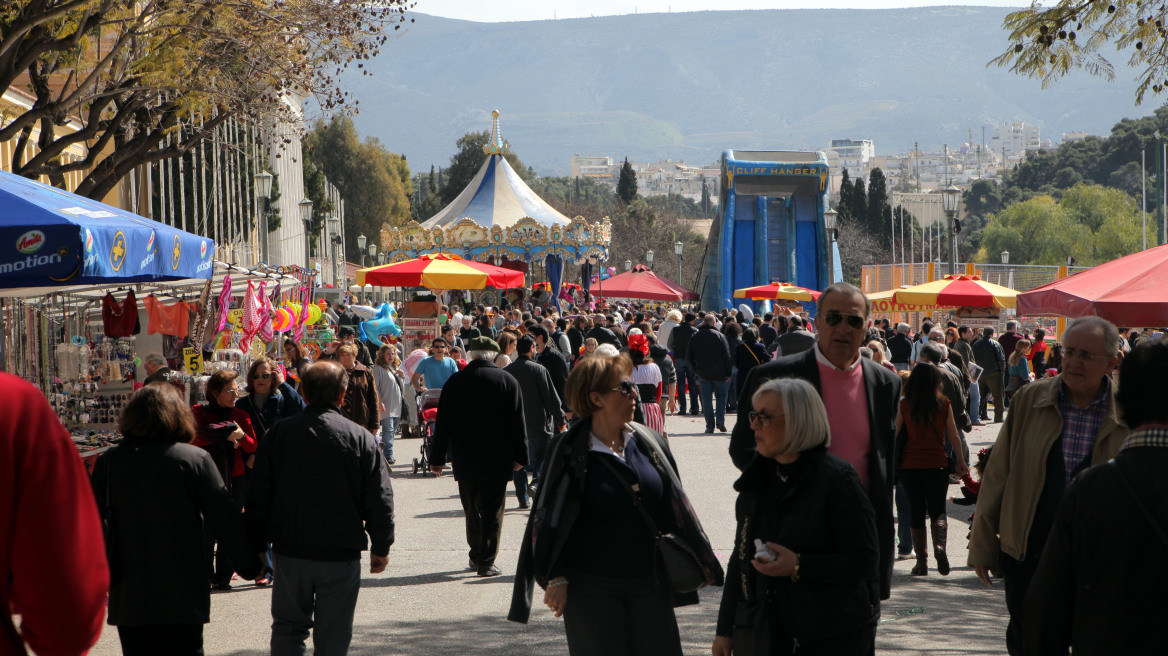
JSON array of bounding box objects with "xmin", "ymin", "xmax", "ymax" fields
[{"xmin": 953, "ymin": 447, "xmax": 993, "ymax": 539}]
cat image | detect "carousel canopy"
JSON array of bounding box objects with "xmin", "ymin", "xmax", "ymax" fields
[{"xmin": 380, "ymin": 111, "xmax": 610, "ymax": 265}]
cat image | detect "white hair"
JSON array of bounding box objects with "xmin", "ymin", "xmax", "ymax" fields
[
  {"xmin": 143, "ymin": 352, "xmax": 167, "ymax": 368},
  {"xmin": 752, "ymin": 378, "xmax": 831, "ymax": 456},
  {"xmin": 468, "ymin": 350, "xmax": 498, "ymax": 361},
  {"xmin": 593, "ymin": 344, "xmax": 621, "ymax": 358}
]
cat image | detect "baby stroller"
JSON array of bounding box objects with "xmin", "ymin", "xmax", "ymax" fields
[{"xmin": 412, "ymin": 388, "xmax": 442, "ymax": 476}]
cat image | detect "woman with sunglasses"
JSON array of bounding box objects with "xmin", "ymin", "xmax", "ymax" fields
[
  {"xmin": 714, "ymin": 377, "xmax": 880, "ymax": 656},
  {"xmin": 509, "ymin": 353, "xmax": 723, "ymax": 655},
  {"xmin": 236, "ymin": 357, "xmax": 306, "ymax": 447}
]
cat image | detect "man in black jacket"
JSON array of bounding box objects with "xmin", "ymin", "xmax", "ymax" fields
[
  {"xmin": 430, "ymin": 337, "xmax": 529, "ymax": 577},
  {"xmin": 505, "ymin": 336, "xmax": 566, "ymax": 508},
  {"xmin": 247, "ymin": 360, "xmax": 395, "ymax": 655},
  {"xmin": 686, "ymin": 314, "xmax": 733, "ymax": 433},
  {"xmin": 730, "ymin": 282, "xmax": 902, "ymax": 603},
  {"xmin": 667, "ymin": 312, "xmax": 701, "ymax": 415},
  {"xmin": 530, "ymin": 325, "xmax": 570, "ymax": 416},
  {"xmin": 887, "ymin": 323, "xmax": 913, "ymax": 371},
  {"xmin": 775, "ymin": 315, "xmax": 816, "ymax": 355},
  {"xmin": 586, "ymin": 315, "xmax": 619, "ymax": 348},
  {"xmin": 972, "ymin": 327, "xmax": 1007, "ymax": 422}
]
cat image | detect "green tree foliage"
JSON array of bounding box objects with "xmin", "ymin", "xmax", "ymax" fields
[
  {"xmin": 302, "ymin": 159, "xmax": 335, "ymax": 249},
  {"xmin": 977, "ymin": 184, "xmax": 1141, "ymax": 265},
  {"xmin": 700, "ymin": 176, "xmax": 713, "ymax": 218},
  {"xmin": 442, "ymin": 131, "xmax": 531, "ymax": 204},
  {"xmin": 0, "ymin": 0, "xmax": 412, "ymax": 199},
  {"xmin": 866, "ymin": 168, "xmax": 891, "ymax": 245},
  {"xmin": 837, "ymin": 168, "xmax": 854, "ymax": 222},
  {"xmin": 304, "ymin": 116, "xmax": 411, "ymax": 261},
  {"xmin": 993, "ymin": 0, "xmax": 1168, "ymax": 104},
  {"xmin": 616, "ymin": 158, "xmax": 639, "ymax": 204}
]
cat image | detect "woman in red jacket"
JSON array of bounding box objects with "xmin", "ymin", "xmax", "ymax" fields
[{"xmin": 190, "ymin": 370, "xmax": 256, "ymax": 590}]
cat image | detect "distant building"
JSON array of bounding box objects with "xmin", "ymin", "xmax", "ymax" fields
[
  {"xmin": 829, "ymin": 138, "xmax": 875, "ymax": 174},
  {"xmin": 568, "ymin": 155, "xmax": 719, "ymax": 202},
  {"xmin": 1062, "ymin": 131, "xmax": 1091, "ymax": 143},
  {"xmin": 570, "ymin": 155, "xmax": 616, "ymax": 181},
  {"xmin": 989, "ymin": 121, "xmax": 1051, "ymax": 164}
]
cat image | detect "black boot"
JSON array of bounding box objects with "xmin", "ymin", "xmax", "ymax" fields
[
  {"xmin": 910, "ymin": 528, "xmax": 928, "ymax": 576},
  {"xmin": 931, "ymin": 518, "xmax": 950, "ymax": 576}
]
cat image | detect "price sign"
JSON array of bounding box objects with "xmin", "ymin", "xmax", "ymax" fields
[{"xmin": 183, "ymin": 347, "xmax": 204, "ymax": 374}]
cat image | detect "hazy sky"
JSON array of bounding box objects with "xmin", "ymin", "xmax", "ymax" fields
[{"xmin": 416, "ymin": 1, "xmax": 1025, "ymax": 23}]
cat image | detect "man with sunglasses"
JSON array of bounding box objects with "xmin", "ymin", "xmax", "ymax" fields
[
  {"xmin": 410, "ymin": 338, "xmax": 459, "ymax": 394},
  {"xmin": 968, "ymin": 316, "xmax": 1128, "ymax": 656},
  {"xmin": 731, "ymin": 281, "xmax": 902, "ymax": 605}
]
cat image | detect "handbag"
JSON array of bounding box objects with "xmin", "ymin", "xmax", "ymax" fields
[{"xmin": 596, "ymin": 455, "xmax": 710, "ymax": 593}]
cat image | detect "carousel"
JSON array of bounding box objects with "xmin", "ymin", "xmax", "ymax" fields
[{"xmin": 379, "ymin": 111, "xmax": 611, "ymax": 308}]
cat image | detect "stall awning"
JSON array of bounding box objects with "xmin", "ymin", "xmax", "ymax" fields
[
  {"xmin": 1017, "ymin": 244, "xmax": 1168, "ymax": 325},
  {"xmin": 0, "ymin": 169, "xmax": 214, "ymax": 292}
]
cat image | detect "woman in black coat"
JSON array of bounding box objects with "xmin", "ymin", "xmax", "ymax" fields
[
  {"xmin": 92, "ymin": 384, "xmax": 260, "ymax": 656},
  {"xmin": 713, "ymin": 377, "xmax": 879, "ymax": 656},
  {"xmin": 508, "ymin": 353, "xmax": 723, "ymax": 655},
  {"xmin": 734, "ymin": 326, "xmax": 772, "ymax": 396}
]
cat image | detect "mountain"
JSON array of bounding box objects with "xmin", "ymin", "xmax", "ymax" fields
[{"xmin": 347, "ymin": 7, "xmax": 1144, "ymax": 176}]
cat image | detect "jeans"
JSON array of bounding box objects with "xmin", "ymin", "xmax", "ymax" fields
[
  {"xmin": 968, "ymin": 382, "xmax": 982, "ymax": 424},
  {"xmin": 895, "ymin": 481, "xmax": 913, "ymax": 555},
  {"xmin": 270, "ymin": 554, "xmax": 361, "ymax": 656},
  {"xmin": 380, "ymin": 416, "xmax": 398, "ymax": 461},
  {"xmin": 674, "ymin": 357, "xmax": 700, "ymax": 414},
  {"xmin": 727, "ymin": 366, "xmax": 739, "ymax": 412},
  {"xmin": 698, "ymin": 376, "xmax": 729, "ymax": 431}
]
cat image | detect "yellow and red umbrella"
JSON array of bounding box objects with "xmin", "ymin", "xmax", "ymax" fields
[
  {"xmin": 733, "ymin": 281, "xmax": 821, "ymax": 302},
  {"xmin": 356, "ymin": 253, "xmax": 524, "ymax": 289},
  {"xmin": 866, "ymin": 288, "xmax": 953, "ymax": 313},
  {"xmin": 892, "ymin": 274, "xmax": 1018, "ymax": 309}
]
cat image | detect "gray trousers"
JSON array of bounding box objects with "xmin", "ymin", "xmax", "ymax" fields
[{"xmin": 270, "ymin": 554, "xmax": 361, "ymax": 656}]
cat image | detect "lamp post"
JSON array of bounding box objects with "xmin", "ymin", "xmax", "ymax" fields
[
  {"xmin": 624, "ymin": 259, "xmax": 632, "ymax": 272},
  {"xmin": 1000, "ymin": 250, "xmax": 1010, "ymax": 287},
  {"xmin": 357, "ymin": 234, "xmax": 367, "ymax": 269},
  {"xmin": 824, "ymin": 208, "xmax": 838, "ymax": 285},
  {"xmin": 328, "ymin": 217, "xmax": 341, "ymax": 287},
  {"xmin": 298, "ymin": 199, "xmax": 313, "ymax": 269},
  {"xmin": 941, "ymin": 184, "xmax": 961, "ymax": 276},
  {"xmin": 254, "ymin": 170, "xmax": 273, "ymax": 264},
  {"xmin": 367, "ymin": 243, "xmax": 378, "ymax": 303},
  {"xmin": 645, "ymin": 250, "xmax": 654, "ymax": 269},
  {"xmin": 674, "ymin": 240, "xmax": 683, "ymax": 287}
]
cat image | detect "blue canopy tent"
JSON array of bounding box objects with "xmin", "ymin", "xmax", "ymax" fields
[{"xmin": 0, "ymin": 169, "xmax": 215, "ymax": 295}]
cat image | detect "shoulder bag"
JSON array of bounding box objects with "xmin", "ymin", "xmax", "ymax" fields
[{"xmin": 596, "ymin": 454, "xmax": 710, "ymax": 593}]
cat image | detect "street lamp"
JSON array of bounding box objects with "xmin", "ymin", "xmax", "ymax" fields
[
  {"xmin": 1001, "ymin": 250, "xmax": 1009, "ymax": 265},
  {"xmin": 367, "ymin": 243, "xmax": 378, "ymax": 303},
  {"xmin": 645, "ymin": 250, "xmax": 654, "ymax": 269},
  {"xmin": 298, "ymin": 199, "xmax": 314, "ymax": 269},
  {"xmin": 824, "ymin": 208, "xmax": 838, "ymax": 284},
  {"xmin": 254, "ymin": 170, "xmax": 273, "ymax": 264},
  {"xmin": 674, "ymin": 240, "xmax": 684, "ymax": 286},
  {"xmin": 328, "ymin": 217, "xmax": 342, "ymax": 287},
  {"xmin": 624, "ymin": 259, "xmax": 632, "ymax": 272},
  {"xmin": 941, "ymin": 184, "xmax": 961, "ymax": 276},
  {"xmin": 357, "ymin": 234, "xmax": 367, "ymax": 269}
]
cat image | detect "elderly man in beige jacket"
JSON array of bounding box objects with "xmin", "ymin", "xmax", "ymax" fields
[{"xmin": 968, "ymin": 316, "xmax": 1128, "ymax": 656}]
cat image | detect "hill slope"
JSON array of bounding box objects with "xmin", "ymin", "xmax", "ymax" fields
[{"xmin": 350, "ymin": 7, "xmax": 1143, "ymax": 175}]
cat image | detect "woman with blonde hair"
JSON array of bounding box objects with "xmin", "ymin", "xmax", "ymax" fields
[
  {"xmin": 1006, "ymin": 338, "xmax": 1033, "ymax": 399},
  {"xmin": 714, "ymin": 377, "xmax": 880, "ymax": 655},
  {"xmin": 372, "ymin": 345, "xmax": 404, "ymax": 464},
  {"xmin": 495, "ymin": 331, "xmax": 519, "ymax": 367}
]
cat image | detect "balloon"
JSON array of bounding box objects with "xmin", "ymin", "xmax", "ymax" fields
[
  {"xmin": 132, "ymin": 357, "xmax": 141, "ymax": 367},
  {"xmin": 350, "ymin": 305, "xmax": 377, "ymax": 320},
  {"xmin": 272, "ymin": 308, "xmax": 291, "ymax": 331},
  {"xmin": 361, "ymin": 303, "xmax": 402, "ymax": 340},
  {"xmin": 306, "ymin": 304, "xmax": 321, "ymax": 325}
]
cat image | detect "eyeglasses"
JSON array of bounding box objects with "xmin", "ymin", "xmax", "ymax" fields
[
  {"xmin": 606, "ymin": 380, "xmax": 638, "ymax": 398},
  {"xmin": 1063, "ymin": 347, "xmax": 1108, "ymax": 362},
  {"xmin": 252, "ymin": 372, "xmax": 272, "ymax": 380},
  {"xmin": 748, "ymin": 411, "xmax": 782, "ymax": 428},
  {"xmin": 823, "ymin": 310, "xmax": 865, "ymax": 330}
]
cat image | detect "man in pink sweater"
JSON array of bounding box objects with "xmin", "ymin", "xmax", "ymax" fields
[
  {"xmin": 1, "ymin": 373, "xmax": 108, "ymax": 655},
  {"xmin": 730, "ymin": 282, "xmax": 902, "ymax": 602}
]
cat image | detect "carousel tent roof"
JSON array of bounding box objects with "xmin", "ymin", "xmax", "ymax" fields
[{"xmin": 421, "ymin": 113, "xmax": 571, "ymax": 230}]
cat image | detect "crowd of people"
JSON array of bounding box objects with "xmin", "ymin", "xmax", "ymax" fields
[{"xmin": 6, "ymin": 283, "xmax": 1165, "ymax": 656}]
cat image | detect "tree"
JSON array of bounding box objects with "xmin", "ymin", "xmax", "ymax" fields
[
  {"xmin": 867, "ymin": 168, "xmax": 890, "ymax": 243},
  {"xmin": 993, "ymin": 1, "xmax": 1168, "ymax": 104},
  {"xmin": 302, "ymin": 159, "xmax": 335, "ymax": 248},
  {"xmin": 963, "ymin": 179, "xmax": 1004, "ymax": 219},
  {"xmin": 836, "ymin": 216, "xmax": 886, "ymax": 285},
  {"xmin": 441, "ymin": 131, "xmax": 530, "ymax": 203},
  {"xmin": 849, "ymin": 177, "xmax": 868, "ymax": 228},
  {"xmin": 700, "ymin": 176, "xmax": 712, "ymax": 218},
  {"xmin": 616, "ymin": 157, "xmax": 638, "ymax": 204},
  {"xmin": 304, "ymin": 116, "xmax": 411, "ymax": 261},
  {"xmin": 0, "ymin": 0, "xmax": 413, "ymax": 199},
  {"xmin": 837, "ymin": 168, "xmax": 854, "ymax": 222}
]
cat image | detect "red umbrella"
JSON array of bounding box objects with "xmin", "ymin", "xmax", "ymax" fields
[
  {"xmin": 591, "ymin": 264, "xmax": 699, "ymax": 302},
  {"xmin": 1017, "ymin": 244, "xmax": 1168, "ymax": 325}
]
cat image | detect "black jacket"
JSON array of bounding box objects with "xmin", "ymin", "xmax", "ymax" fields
[
  {"xmin": 1025, "ymin": 446, "xmax": 1168, "ymax": 656},
  {"xmin": 505, "ymin": 356, "xmax": 566, "ymax": 442},
  {"xmin": 235, "ymin": 381, "xmax": 305, "ymax": 442},
  {"xmin": 972, "ymin": 336, "xmax": 1006, "ymax": 374},
  {"xmin": 730, "ymin": 348, "xmax": 902, "ymax": 600},
  {"xmin": 735, "ymin": 341, "xmax": 772, "ymax": 395},
  {"xmin": 687, "ymin": 324, "xmax": 732, "ymax": 380},
  {"xmin": 775, "ymin": 329, "xmax": 816, "ymax": 356},
  {"xmin": 537, "ymin": 346, "xmax": 571, "ymax": 414},
  {"xmin": 246, "ymin": 404, "xmax": 395, "ymax": 561},
  {"xmin": 508, "ymin": 419, "xmax": 724, "ymax": 623},
  {"xmin": 92, "ymin": 442, "xmax": 260, "ymax": 626},
  {"xmin": 887, "ymin": 333, "xmax": 913, "ymax": 363},
  {"xmin": 715, "ymin": 447, "xmax": 880, "ymax": 645},
  {"xmin": 586, "ymin": 325, "xmax": 619, "ymax": 348},
  {"xmin": 668, "ymin": 321, "xmax": 698, "ymax": 357},
  {"xmin": 649, "ymin": 343, "xmax": 676, "ymax": 385},
  {"xmin": 430, "ymin": 359, "xmax": 529, "ymax": 480}
]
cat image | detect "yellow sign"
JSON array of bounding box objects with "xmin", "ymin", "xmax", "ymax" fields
[{"xmin": 183, "ymin": 347, "xmax": 204, "ymax": 374}]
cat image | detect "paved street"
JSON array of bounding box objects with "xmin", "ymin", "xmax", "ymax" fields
[{"xmin": 89, "ymin": 410, "xmax": 1010, "ymax": 655}]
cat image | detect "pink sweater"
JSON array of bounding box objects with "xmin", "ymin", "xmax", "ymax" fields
[{"xmin": 817, "ymin": 357, "xmax": 872, "ymax": 489}]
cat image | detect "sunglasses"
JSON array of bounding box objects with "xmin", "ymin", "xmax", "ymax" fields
[
  {"xmin": 606, "ymin": 380, "xmax": 638, "ymax": 399},
  {"xmin": 252, "ymin": 372, "xmax": 271, "ymax": 380},
  {"xmin": 823, "ymin": 310, "xmax": 865, "ymax": 330},
  {"xmin": 748, "ymin": 411, "xmax": 780, "ymax": 428}
]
